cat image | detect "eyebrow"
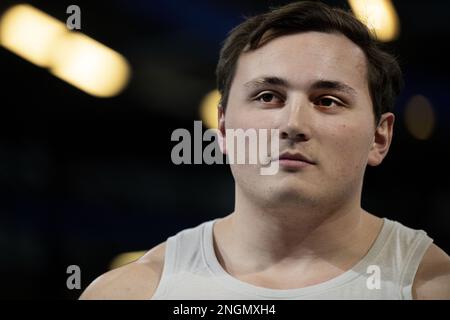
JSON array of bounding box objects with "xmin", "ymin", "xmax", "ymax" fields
[
  {"xmin": 244, "ymin": 76, "xmax": 289, "ymax": 89},
  {"xmin": 243, "ymin": 76, "xmax": 357, "ymax": 97},
  {"xmin": 311, "ymin": 80, "xmax": 357, "ymax": 97}
]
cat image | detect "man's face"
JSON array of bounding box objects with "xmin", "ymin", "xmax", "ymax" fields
[{"xmin": 220, "ymin": 31, "xmax": 391, "ymax": 209}]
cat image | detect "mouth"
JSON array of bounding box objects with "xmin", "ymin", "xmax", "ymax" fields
[{"xmin": 273, "ymin": 151, "xmax": 316, "ymax": 169}]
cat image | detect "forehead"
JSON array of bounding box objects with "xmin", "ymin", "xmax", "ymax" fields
[{"xmin": 233, "ymin": 31, "xmax": 369, "ymax": 93}]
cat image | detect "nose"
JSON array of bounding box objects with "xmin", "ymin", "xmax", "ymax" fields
[{"xmin": 279, "ymin": 96, "xmax": 312, "ymax": 142}]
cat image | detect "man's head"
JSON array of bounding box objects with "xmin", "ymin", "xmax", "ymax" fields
[
  {"xmin": 216, "ymin": 1, "xmax": 403, "ymax": 126},
  {"xmin": 215, "ymin": 1, "xmax": 403, "ymax": 210}
]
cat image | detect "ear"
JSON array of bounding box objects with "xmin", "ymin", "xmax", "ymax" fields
[
  {"xmin": 217, "ymin": 104, "xmax": 227, "ymax": 155},
  {"xmin": 368, "ymin": 112, "xmax": 395, "ymax": 167}
]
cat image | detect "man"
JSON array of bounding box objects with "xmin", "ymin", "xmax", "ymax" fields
[{"xmin": 80, "ymin": 1, "xmax": 450, "ymax": 299}]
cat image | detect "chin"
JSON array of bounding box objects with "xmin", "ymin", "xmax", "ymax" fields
[{"xmin": 265, "ymin": 186, "xmax": 314, "ymax": 204}]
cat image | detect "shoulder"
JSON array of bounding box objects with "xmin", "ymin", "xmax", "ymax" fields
[
  {"xmin": 412, "ymin": 243, "xmax": 450, "ymax": 300},
  {"xmin": 79, "ymin": 242, "xmax": 166, "ymax": 300}
]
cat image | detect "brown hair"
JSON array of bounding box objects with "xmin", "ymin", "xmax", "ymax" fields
[{"xmin": 215, "ymin": 1, "xmax": 403, "ymax": 125}]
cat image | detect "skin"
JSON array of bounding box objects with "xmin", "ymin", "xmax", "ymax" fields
[
  {"xmin": 80, "ymin": 31, "xmax": 450, "ymax": 300},
  {"xmin": 212, "ymin": 31, "xmax": 388, "ymax": 286}
]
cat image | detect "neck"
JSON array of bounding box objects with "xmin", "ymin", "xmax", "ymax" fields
[{"xmin": 217, "ymin": 185, "xmax": 377, "ymax": 270}]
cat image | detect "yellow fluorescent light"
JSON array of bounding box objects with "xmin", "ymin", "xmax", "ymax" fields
[
  {"xmin": 109, "ymin": 251, "xmax": 146, "ymax": 270},
  {"xmin": 404, "ymin": 95, "xmax": 435, "ymax": 141},
  {"xmin": 348, "ymin": 0, "xmax": 400, "ymax": 42},
  {"xmin": 0, "ymin": 4, "xmax": 67, "ymax": 67},
  {"xmin": 0, "ymin": 4, "xmax": 131, "ymax": 97},
  {"xmin": 200, "ymin": 90, "xmax": 221, "ymax": 129},
  {"xmin": 50, "ymin": 33, "xmax": 131, "ymax": 97}
]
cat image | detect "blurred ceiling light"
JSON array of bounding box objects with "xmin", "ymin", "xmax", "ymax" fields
[
  {"xmin": 200, "ymin": 90, "xmax": 221, "ymax": 129},
  {"xmin": 0, "ymin": 4, "xmax": 130, "ymax": 97},
  {"xmin": 0, "ymin": 4, "xmax": 67, "ymax": 67},
  {"xmin": 348, "ymin": 0, "xmax": 400, "ymax": 42},
  {"xmin": 404, "ymin": 95, "xmax": 435, "ymax": 140},
  {"xmin": 50, "ymin": 33, "xmax": 130, "ymax": 97},
  {"xmin": 109, "ymin": 250, "xmax": 146, "ymax": 270}
]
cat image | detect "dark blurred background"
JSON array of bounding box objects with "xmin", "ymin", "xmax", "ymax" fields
[{"xmin": 0, "ymin": 0, "xmax": 449, "ymax": 299}]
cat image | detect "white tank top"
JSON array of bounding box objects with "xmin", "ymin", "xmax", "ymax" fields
[{"xmin": 151, "ymin": 218, "xmax": 433, "ymax": 300}]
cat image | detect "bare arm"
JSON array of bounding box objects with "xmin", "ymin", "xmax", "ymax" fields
[
  {"xmin": 413, "ymin": 243, "xmax": 450, "ymax": 300},
  {"xmin": 79, "ymin": 242, "xmax": 166, "ymax": 300}
]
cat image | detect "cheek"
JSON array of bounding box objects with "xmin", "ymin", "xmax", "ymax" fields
[
  {"xmin": 324, "ymin": 123, "xmax": 372, "ymax": 174},
  {"xmin": 225, "ymin": 90, "xmax": 279, "ymax": 130}
]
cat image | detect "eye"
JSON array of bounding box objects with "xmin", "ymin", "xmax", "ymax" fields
[
  {"xmin": 314, "ymin": 96, "xmax": 344, "ymax": 108},
  {"xmin": 254, "ymin": 92, "xmax": 284, "ymax": 105}
]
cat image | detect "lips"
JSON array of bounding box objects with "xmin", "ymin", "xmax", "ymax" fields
[{"xmin": 277, "ymin": 151, "xmax": 316, "ymax": 165}]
